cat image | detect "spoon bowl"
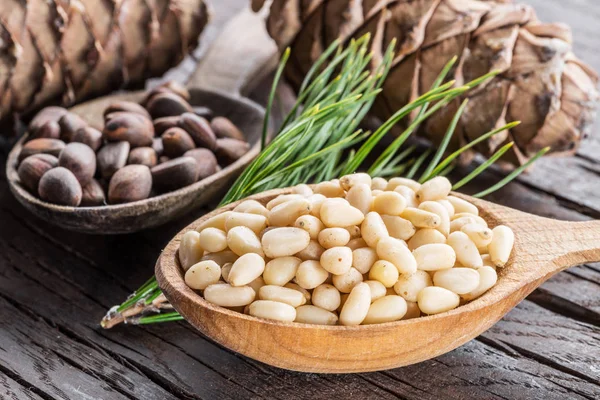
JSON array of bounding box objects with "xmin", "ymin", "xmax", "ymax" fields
[
  {"xmin": 156, "ymin": 188, "xmax": 600, "ymax": 373},
  {"xmin": 6, "ymin": 88, "xmax": 264, "ymax": 234}
]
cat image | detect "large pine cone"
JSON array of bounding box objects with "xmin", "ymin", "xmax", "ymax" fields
[
  {"xmin": 0, "ymin": 0, "xmax": 209, "ymax": 131},
  {"xmin": 252, "ymin": 0, "xmax": 599, "ymax": 164}
]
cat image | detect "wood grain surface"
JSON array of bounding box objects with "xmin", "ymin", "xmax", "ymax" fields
[{"xmin": 1, "ymin": 0, "xmax": 599, "ymax": 399}]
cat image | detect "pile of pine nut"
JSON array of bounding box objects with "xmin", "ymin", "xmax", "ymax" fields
[{"xmin": 178, "ymin": 174, "xmax": 514, "ymax": 325}]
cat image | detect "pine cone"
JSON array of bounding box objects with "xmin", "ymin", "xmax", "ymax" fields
[
  {"xmin": 252, "ymin": 0, "xmax": 599, "ymax": 164},
  {"xmin": 0, "ymin": 0, "xmax": 209, "ymax": 132}
]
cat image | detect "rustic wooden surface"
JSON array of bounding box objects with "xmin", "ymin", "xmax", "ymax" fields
[{"xmin": 1, "ymin": 1, "xmax": 599, "ymax": 399}]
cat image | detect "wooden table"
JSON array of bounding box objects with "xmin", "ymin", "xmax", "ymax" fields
[{"xmin": 1, "ymin": 1, "xmax": 599, "ymax": 399}]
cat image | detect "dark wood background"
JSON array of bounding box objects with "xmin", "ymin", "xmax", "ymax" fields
[{"xmin": 1, "ymin": 1, "xmax": 599, "ymax": 399}]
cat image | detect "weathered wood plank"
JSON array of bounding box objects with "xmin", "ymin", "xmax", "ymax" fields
[{"xmin": 0, "ymin": 372, "xmax": 45, "ymax": 400}]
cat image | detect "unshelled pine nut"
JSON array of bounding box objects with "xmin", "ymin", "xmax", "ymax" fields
[
  {"xmin": 407, "ymin": 228, "xmax": 446, "ymax": 250},
  {"xmin": 461, "ymin": 266, "xmax": 498, "ymax": 301},
  {"xmin": 262, "ymin": 227, "xmax": 310, "ymax": 258},
  {"xmin": 198, "ymin": 211, "xmax": 233, "ymax": 232},
  {"xmin": 488, "ymin": 225, "xmax": 514, "ymax": 267},
  {"xmin": 227, "ymin": 226, "xmax": 264, "ymax": 256},
  {"xmin": 361, "ymin": 211, "xmax": 389, "ymax": 247},
  {"xmin": 314, "ymin": 180, "xmax": 345, "ymax": 197},
  {"xmin": 447, "ymin": 195, "xmax": 479, "ymax": 215},
  {"xmin": 292, "ymin": 183, "xmax": 313, "ymax": 196},
  {"xmin": 339, "ymin": 282, "xmax": 371, "ymax": 325},
  {"xmin": 401, "ymin": 208, "xmax": 441, "ymax": 229},
  {"xmin": 221, "ymin": 263, "xmax": 232, "ymax": 282},
  {"xmin": 204, "ymin": 283, "xmax": 255, "ymax": 307},
  {"xmin": 381, "ymin": 215, "xmax": 416, "ymax": 241},
  {"xmin": 447, "ymin": 231, "xmax": 483, "ymax": 268},
  {"xmin": 184, "ymin": 260, "xmax": 221, "ymax": 290},
  {"xmin": 369, "ymin": 260, "xmax": 400, "ymax": 288},
  {"xmin": 308, "ymin": 194, "xmax": 326, "ymax": 218},
  {"xmin": 393, "ymin": 270, "xmax": 432, "ymax": 302},
  {"xmin": 225, "ymin": 212, "xmax": 268, "ymax": 234},
  {"xmin": 394, "ymin": 186, "xmax": 418, "ymax": 208},
  {"xmin": 386, "ymin": 177, "xmax": 421, "ymax": 192},
  {"xmin": 332, "ymin": 267, "xmax": 363, "ymax": 293},
  {"xmin": 199, "ymin": 227, "xmax": 228, "ymax": 253},
  {"xmin": 233, "ymin": 199, "xmax": 269, "ymax": 217},
  {"xmin": 259, "ymin": 285, "xmax": 306, "ymax": 307},
  {"xmin": 201, "ymin": 250, "xmax": 238, "ymax": 265},
  {"xmin": 320, "ymin": 198, "xmax": 365, "ymax": 227},
  {"xmin": 228, "ymin": 253, "xmax": 266, "ymax": 286},
  {"xmin": 294, "ymin": 215, "xmax": 324, "ymax": 239},
  {"xmin": 266, "ymin": 194, "xmax": 303, "ymax": 210},
  {"xmin": 295, "ymin": 240, "xmax": 325, "ymax": 261},
  {"xmin": 249, "ymin": 300, "xmax": 296, "ymax": 322},
  {"xmin": 371, "ymin": 177, "xmax": 388, "ymax": 191},
  {"xmin": 413, "ymin": 243, "xmax": 456, "ymax": 271},
  {"xmin": 363, "ymin": 295, "xmax": 407, "ymax": 324},
  {"xmin": 403, "ymin": 301, "xmax": 421, "ymax": 319},
  {"xmin": 320, "ymin": 246, "xmax": 353, "ymax": 275},
  {"xmin": 352, "ymin": 247, "xmax": 378, "ymax": 274},
  {"xmin": 364, "ymin": 280, "xmax": 387, "ymax": 302},
  {"xmin": 436, "ymin": 199, "xmax": 455, "ymax": 218},
  {"xmin": 318, "ymin": 228, "xmax": 351, "ymax": 249},
  {"xmin": 416, "ymin": 176, "xmax": 451, "ymax": 202},
  {"xmin": 285, "ymin": 282, "xmax": 311, "ymax": 302},
  {"xmin": 376, "ymin": 236, "xmax": 417, "ymax": 275},
  {"xmin": 419, "ymin": 201, "xmax": 450, "ymax": 236},
  {"xmin": 295, "ymin": 305, "xmax": 338, "ymax": 325},
  {"xmin": 179, "ymin": 231, "xmax": 204, "ymax": 271},
  {"xmin": 263, "ymin": 256, "xmax": 301, "ymax": 286},
  {"xmin": 346, "ymin": 183, "xmax": 372, "ymax": 215},
  {"xmin": 268, "ymin": 198, "xmax": 311, "ymax": 227},
  {"xmin": 311, "ymin": 284, "xmax": 341, "ymax": 311},
  {"xmin": 295, "ymin": 260, "xmax": 329, "ymax": 289},
  {"xmin": 340, "ymin": 173, "xmax": 371, "ymax": 191},
  {"xmin": 461, "ymin": 223, "xmax": 493, "ymax": 248},
  {"xmin": 417, "ymin": 286, "xmax": 460, "ymax": 314},
  {"xmin": 433, "ymin": 268, "xmax": 480, "ymax": 294}
]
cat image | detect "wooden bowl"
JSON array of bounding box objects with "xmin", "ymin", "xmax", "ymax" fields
[{"xmin": 6, "ymin": 89, "xmax": 264, "ymax": 234}]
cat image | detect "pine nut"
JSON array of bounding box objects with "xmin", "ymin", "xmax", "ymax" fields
[
  {"xmin": 373, "ymin": 191, "xmax": 407, "ymax": 216},
  {"xmin": 346, "ymin": 183, "xmax": 372, "ymax": 215},
  {"xmin": 295, "ymin": 305, "xmax": 338, "ymax": 325},
  {"xmin": 364, "ymin": 280, "xmax": 387, "ymax": 302},
  {"xmin": 436, "ymin": 199, "xmax": 455, "ymax": 218},
  {"xmin": 461, "ymin": 223, "xmax": 493, "ymax": 248},
  {"xmin": 386, "ymin": 177, "xmax": 421, "ymax": 192},
  {"xmin": 197, "ymin": 211, "xmax": 233, "ymax": 232},
  {"xmin": 433, "ymin": 268, "xmax": 480, "ymax": 294},
  {"xmin": 361, "ymin": 212, "xmax": 389, "ymax": 247},
  {"xmin": 312, "ymin": 284, "xmax": 341, "ymax": 311},
  {"xmin": 481, "ymin": 254, "xmax": 495, "ymax": 269},
  {"xmin": 371, "ymin": 177, "xmax": 388, "ymax": 191},
  {"xmin": 340, "ymin": 173, "xmax": 371, "ymax": 190},
  {"xmin": 263, "ymin": 256, "xmax": 301, "ymax": 286},
  {"xmin": 295, "ymin": 240, "xmax": 325, "ymax": 261},
  {"xmin": 347, "ymin": 238, "xmax": 368, "ymax": 250},
  {"xmin": 221, "ymin": 263, "xmax": 232, "ymax": 282},
  {"xmin": 363, "ymin": 295, "xmax": 407, "ymax": 324},
  {"xmin": 339, "ymin": 282, "xmax": 371, "ymax": 325},
  {"xmin": 247, "ymin": 276, "xmax": 265, "ymax": 294},
  {"xmin": 401, "ymin": 208, "xmax": 441, "ymax": 229},
  {"xmin": 488, "ymin": 225, "xmax": 514, "ymax": 267},
  {"xmin": 416, "ymin": 176, "xmax": 451, "ymax": 202},
  {"xmin": 332, "ymin": 267, "xmax": 363, "ymax": 293},
  {"xmin": 320, "ymin": 198, "xmax": 365, "ymax": 227},
  {"xmin": 204, "ymin": 284, "xmax": 255, "ymax": 307},
  {"xmin": 320, "ymin": 246, "xmax": 353, "ymax": 275},
  {"xmin": 308, "ymin": 194, "xmax": 326, "ymax": 218},
  {"xmin": 318, "ymin": 228, "xmax": 351, "ymax": 249},
  {"xmin": 345, "ymin": 225, "xmax": 361, "ymax": 239},
  {"xmin": 376, "ymin": 236, "xmax": 417, "ymax": 275},
  {"xmin": 269, "ymin": 198, "xmax": 312, "ymax": 227},
  {"xmin": 199, "ymin": 227, "xmax": 228, "ymax": 253},
  {"xmin": 371, "ymin": 189, "xmax": 383, "ymax": 196},
  {"xmin": 461, "ymin": 266, "xmax": 498, "ymax": 301},
  {"xmin": 394, "ymin": 186, "xmax": 418, "ymax": 208},
  {"xmin": 262, "ymin": 227, "xmax": 310, "ymax": 258},
  {"xmin": 259, "ymin": 285, "xmax": 307, "ymax": 307},
  {"xmin": 294, "ymin": 215, "xmax": 324, "ymax": 239},
  {"xmin": 227, "ymin": 226, "xmax": 264, "ymax": 256},
  {"xmin": 266, "ymin": 194, "xmax": 303, "ymax": 210},
  {"xmin": 403, "ymin": 301, "xmax": 421, "ymax": 319},
  {"xmin": 249, "ymin": 300, "xmax": 296, "ymax": 322},
  {"xmin": 295, "ymin": 260, "xmax": 329, "ymax": 289},
  {"xmin": 450, "ymin": 216, "xmax": 487, "ymax": 233},
  {"xmin": 179, "ymin": 231, "xmax": 204, "ymax": 271},
  {"xmin": 407, "ymin": 228, "xmax": 446, "ymax": 250},
  {"xmin": 225, "ymin": 212, "xmax": 268, "ymax": 234},
  {"xmin": 201, "ymin": 250, "xmax": 238, "ymax": 266},
  {"xmin": 233, "ymin": 200, "xmax": 269, "ymax": 217},
  {"xmin": 292, "ymin": 183, "xmax": 313, "ymax": 196},
  {"xmin": 352, "ymin": 247, "xmax": 378, "ymax": 274},
  {"xmin": 393, "ymin": 270, "xmax": 432, "ymax": 302},
  {"xmin": 381, "ymin": 215, "xmax": 415, "ymax": 241},
  {"xmin": 417, "ymin": 286, "xmax": 460, "ymax": 315},
  {"xmin": 185, "ymin": 260, "xmax": 221, "ymax": 290},
  {"xmin": 285, "ymin": 282, "xmax": 311, "ymax": 303},
  {"xmin": 447, "ymin": 231, "xmax": 483, "ymax": 268},
  {"xmin": 447, "ymin": 195, "xmax": 479, "ymax": 216},
  {"xmin": 419, "ymin": 201, "xmax": 450, "ymax": 236},
  {"xmin": 413, "ymin": 243, "xmax": 456, "ymax": 271},
  {"xmin": 369, "ymin": 260, "xmax": 399, "ymax": 287},
  {"xmin": 228, "ymin": 253, "xmax": 266, "ymax": 286},
  {"xmin": 314, "ymin": 180, "xmax": 345, "ymax": 197}
]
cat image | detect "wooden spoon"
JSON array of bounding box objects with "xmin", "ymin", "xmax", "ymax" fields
[{"xmin": 156, "ymin": 188, "xmax": 600, "ymax": 373}]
